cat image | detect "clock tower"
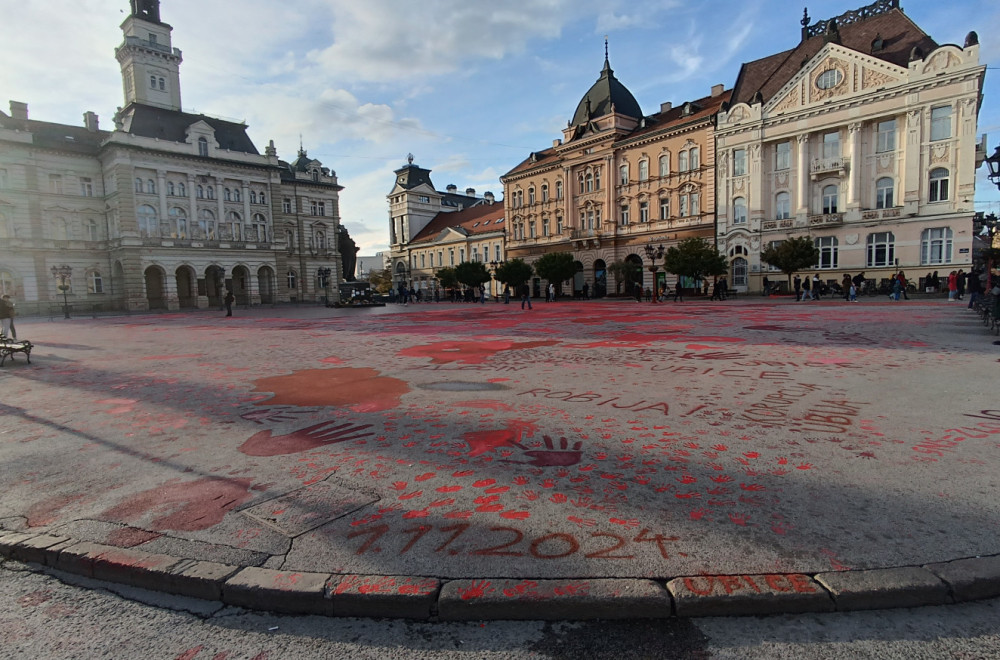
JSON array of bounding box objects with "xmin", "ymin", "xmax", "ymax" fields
[{"xmin": 115, "ymin": 0, "xmax": 183, "ymax": 111}]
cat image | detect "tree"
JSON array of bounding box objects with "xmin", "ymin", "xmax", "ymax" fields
[
  {"xmin": 436, "ymin": 267, "xmax": 458, "ymax": 290},
  {"xmin": 495, "ymin": 258, "xmax": 534, "ymax": 290},
  {"xmin": 455, "ymin": 261, "xmax": 491, "ymax": 289},
  {"xmin": 607, "ymin": 259, "xmax": 640, "ymax": 295},
  {"xmin": 663, "ymin": 237, "xmax": 728, "ymax": 289},
  {"xmin": 760, "ymin": 236, "xmax": 820, "ymax": 287},
  {"xmin": 367, "ymin": 267, "xmax": 392, "ymax": 294},
  {"xmin": 533, "ymin": 252, "xmax": 577, "ymax": 294}
]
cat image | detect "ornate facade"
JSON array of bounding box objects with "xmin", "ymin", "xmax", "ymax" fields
[
  {"xmin": 501, "ymin": 51, "xmax": 729, "ymax": 296},
  {"xmin": 0, "ymin": 0, "xmax": 343, "ymax": 314},
  {"xmin": 715, "ymin": 0, "xmax": 987, "ymax": 291},
  {"xmin": 387, "ymin": 156, "xmax": 502, "ymax": 296}
]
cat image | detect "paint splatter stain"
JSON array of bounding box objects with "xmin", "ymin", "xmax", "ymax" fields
[
  {"xmin": 397, "ymin": 340, "xmax": 559, "ymax": 364},
  {"xmin": 100, "ymin": 477, "xmax": 254, "ymax": 532},
  {"xmin": 251, "ymin": 367, "xmax": 409, "ymax": 412}
]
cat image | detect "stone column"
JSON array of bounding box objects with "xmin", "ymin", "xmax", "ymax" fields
[
  {"xmin": 157, "ymin": 170, "xmax": 168, "ymax": 233},
  {"xmin": 848, "ymin": 122, "xmax": 863, "ymax": 210},
  {"xmin": 796, "ymin": 134, "xmax": 810, "ymax": 216},
  {"xmin": 241, "ymin": 180, "xmax": 251, "ymax": 237},
  {"xmin": 216, "ymin": 176, "xmax": 225, "ymax": 236},
  {"xmin": 187, "ymin": 174, "xmax": 197, "ymax": 238}
]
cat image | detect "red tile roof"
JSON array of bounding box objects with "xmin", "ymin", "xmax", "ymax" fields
[
  {"xmin": 410, "ymin": 202, "xmax": 505, "ymax": 245},
  {"xmin": 731, "ymin": 6, "xmax": 937, "ymax": 106}
]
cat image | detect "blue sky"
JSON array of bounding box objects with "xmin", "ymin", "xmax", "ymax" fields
[{"xmin": 3, "ymin": 0, "xmax": 998, "ymax": 254}]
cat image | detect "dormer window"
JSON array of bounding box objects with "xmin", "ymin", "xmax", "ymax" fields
[
  {"xmin": 312, "ymin": 169, "xmax": 319, "ymax": 182},
  {"xmin": 198, "ymin": 137, "xmax": 208, "ymax": 157}
]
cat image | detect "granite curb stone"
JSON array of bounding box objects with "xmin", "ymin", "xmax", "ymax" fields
[
  {"xmin": 3, "ymin": 534, "xmax": 1000, "ymax": 619},
  {"xmin": 222, "ymin": 567, "xmax": 332, "ymax": 615},
  {"xmin": 327, "ymin": 574, "xmax": 441, "ymax": 619},
  {"xmin": 438, "ymin": 578, "xmax": 672, "ymax": 621},
  {"xmin": 924, "ymin": 556, "xmax": 1000, "ymax": 602},
  {"xmin": 667, "ymin": 573, "xmax": 834, "ymax": 617},
  {"xmin": 816, "ymin": 566, "xmax": 950, "ymax": 611}
]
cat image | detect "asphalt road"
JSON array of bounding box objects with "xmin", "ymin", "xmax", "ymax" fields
[{"xmin": 4, "ymin": 559, "xmax": 1000, "ymax": 660}]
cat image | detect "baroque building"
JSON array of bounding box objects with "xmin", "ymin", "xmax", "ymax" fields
[
  {"xmin": 501, "ymin": 48, "xmax": 729, "ymax": 297},
  {"xmin": 387, "ymin": 155, "xmax": 502, "ymax": 296},
  {"xmin": 715, "ymin": 0, "xmax": 986, "ymax": 292},
  {"xmin": 0, "ymin": 0, "xmax": 343, "ymax": 313}
]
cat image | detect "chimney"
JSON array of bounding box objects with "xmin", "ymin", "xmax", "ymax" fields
[
  {"xmin": 484, "ymin": 191, "xmax": 495, "ymax": 203},
  {"xmin": 83, "ymin": 111, "xmax": 99, "ymax": 132},
  {"xmin": 446, "ymin": 184, "xmax": 458, "ymax": 192},
  {"xmin": 659, "ymin": 102, "xmax": 672, "ymax": 113},
  {"xmin": 711, "ymin": 84, "xmax": 725, "ymax": 97},
  {"xmin": 465, "ymin": 187, "xmax": 476, "ymax": 196},
  {"xmin": 9, "ymin": 101, "xmax": 28, "ymax": 120},
  {"xmin": 553, "ymin": 139, "xmax": 562, "ymax": 148}
]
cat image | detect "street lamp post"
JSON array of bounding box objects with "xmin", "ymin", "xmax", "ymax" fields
[
  {"xmin": 317, "ymin": 267, "xmax": 331, "ymax": 307},
  {"xmin": 50, "ymin": 264, "xmax": 73, "ymax": 319},
  {"xmin": 984, "ymin": 146, "xmax": 1000, "ymax": 292},
  {"xmin": 643, "ymin": 244, "xmax": 665, "ymax": 303}
]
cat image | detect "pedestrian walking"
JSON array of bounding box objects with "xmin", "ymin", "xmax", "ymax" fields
[
  {"xmin": 897, "ymin": 270, "xmax": 910, "ymax": 300},
  {"xmin": 224, "ymin": 289, "xmax": 235, "ymax": 317},
  {"xmin": 548, "ymin": 282, "xmax": 555, "ymax": 302},
  {"xmin": 520, "ymin": 282, "xmax": 532, "ymax": 310},
  {"xmin": 673, "ymin": 279, "xmax": 684, "ymax": 302},
  {"xmin": 0, "ymin": 294, "xmax": 16, "ymax": 340},
  {"xmin": 762, "ymin": 275, "xmax": 770, "ymax": 297},
  {"xmin": 956, "ymin": 269, "xmax": 967, "ymax": 301},
  {"xmin": 967, "ymin": 269, "xmax": 982, "ymax": 309},
  {"xmin": 793, "ymin": 275, "xmax": 802, "ymax": 301},
  {"xmin": 948, "ymin": 271, "xmax": 958, "ymax": 301},
  {"xmin": 812, "ymin": 274, "xmax": 822, "ymax": 300},
  {"xmin": 891, "ymin": 274, "xmax": 902, "ymax": 301},
  {"xmin": 503, "ymin": 284, "xmax": 510, "ymax": 304},
  {"xmin": 801, "ymin": 275, "xmax": 811, "ymax": 301},
  {"xmin": 842, "ymin": 273, "xmax": 852, "ymax": 302}
]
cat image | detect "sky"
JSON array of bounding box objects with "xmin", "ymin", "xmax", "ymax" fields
[{"xmin": 2, "ymin": 0, "xmax": 999, "ymax": 255}]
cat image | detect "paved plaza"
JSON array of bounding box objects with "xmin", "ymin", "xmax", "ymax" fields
[{"xmin": 1, "ymin": 297, "xmax": 998, "ymax": 617}]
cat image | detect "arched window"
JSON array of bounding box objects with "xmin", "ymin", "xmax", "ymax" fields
[
  {"xmin": 0, "ymin": 270, "xmax": 14, "ymax": 296},
  {"xmin": 866, "ymin": 232, "xmax": 895, "ymax": 267},
  {"xmin": 169, "ymin": 207, "xmax": 187, "ymax": 238},
  {"xmin": 84, "ymin": 218, "xmax": 99, "ymax": 241},
  {"xmin": 929, "ymin": 168, "xmax": 949, "ymax": 202},
  {"xmin": 315, "ymin": 230, "xmax": 325, "ymax": 250},
  {"xmin": 207, "ymin": 186, "xmax": 215, "ymax": 200},
  {"xmin": 227, "ymin": 211, "xmax": 242, "ymax": 241},
  {"xmin": 876, "ymin": 177, "xmax": 894, "ymax": 209},
  {"xmin": 775, "ymin": 192, "xmax": 790, "ymax": 219},
  {"xmin": 233, "ymin": 188, "xmax": 241, "ymax": 202},
  {"xmin": 135, "ymin": 178, "xmax": 143, "ymax": 193},
  {"xmin": 285, "ymin": 229, "xmax": 294, "ymax": 249},
  {"xmin": 659, "ymin": 154, "xmax": 670, "ymax": 177},
  {"xmin": 690, "ymin": 147, "xmax": 700, "ymax": 169},
  {"xmin": 252, "ymin": 213, "xmax": 267, "ymax": 242},
  {"xmin": 52, "ymin": 217, "xmax": 68, "ymax": 241},
  {"xmin": 178, "ymin": 182, "xmax": 186, "ymax": 197},
  {"xmin": 528, "ymin": 187, "xmax": 535, "ymax": 205},
  {"xmin": 167, "ymin": 181, "xmax": 175, "ymax": 196},
  {"xmin": 578, "ymin": 174, "xmax": 585, "ymax": 194},
  {"xmin": 259, "ymin": 192, "xmax": 266, "ymax": 205},
  {"xmin": 541, "ymin": 184, "xmax": 549, "ymax": 202},
  {"xmin": 638, "ymin": 160, "xmax": 649, "ymax": 181},
  {"xmin": 732, "ymin": 257, "xmax": 748, "ymax": 287},
  {"xmin": 198, "ymin": 209, "xmax": 215, "ymax": 239},
  {"xmin": 198, "ymin": 137, "xmax": 208, "ymax": 157},
  {"xmin": 556, "ymin": 180, "xmax": 563, "ymax": 200},
  {"xmin": 137, "ymin": 205, "xmax": 157, "ymax": 237},
  {"xmin": 196, "ymin": 185, "xmax": 204, "ymax": 199},
  {"xmin": 921, "ymin": 227, "xmax": 953, "ymax": 265},
  {"xmin": 822, "ymin": 185, "xmax": 838, "ymax": 214},
  {"xmin": 733, "ymin": 197, "xmax": 747, "ymax": 224},
  {"xmin": 287, "ymin": 270, "xmax": 297, "ymax": 289},
  {"xmin": 149, "ymin": 75, "xmax": 156, "ymax": 89},
  {"xmin": 87, "ymin": 270, "xmax": 104, "ymax": 294},
  {"xmin": 311, "ymin": 169, "xmax": 319, "ymax": 182},
  {"xmin": 250, "ymin": 191, "xmax": 257, "ymax": 204},
  {"xmin": 585, "ymin": 172, "xmax": 593, "ymax": 192},
  {"xmin": 224, "ymin": 188, "xmax": 232, "ymax": 201},
  {"xmin": 594, "ymin": 168, "xmax": 601, "ymax": 190},
  {"xmin": 619, "ymin": 164, "xmax": 629, "ymax": 185},
  {"xmin": 678, "ymin": 151, "xmax": 688, "ymax": 172},
  {"xmin": 146, "ymin": 179, "xmax": 156, "ymax": 194}
]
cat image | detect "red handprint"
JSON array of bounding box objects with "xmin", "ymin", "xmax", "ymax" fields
[
  {"xmin": 240, "ymin": 407, "xmax": 309, "ymax": 425},
  {"xmin": 238, "ymin": 421, "xmax": 374, "ymax": 456},
  {"xmin": 510, "ymin": 436, "xmax": 584, "ymax": 468}
]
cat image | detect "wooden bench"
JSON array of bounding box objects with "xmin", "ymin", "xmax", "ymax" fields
[{"xmin": 0, "ymin": 339, "xmax": 33, "ymax": 366}]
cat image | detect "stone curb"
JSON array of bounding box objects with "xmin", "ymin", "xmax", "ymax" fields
[{"xmin": 3, "ymin": 532, "xmax": 1000, "ymax": 619}]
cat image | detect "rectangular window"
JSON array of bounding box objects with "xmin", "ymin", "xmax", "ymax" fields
[
  {"xmin": 556, "ymin": 216, "xmax": 563, "ymax": 233},
  {"xmin": 866, "ymin": 232, "xmax": 895, "ymax": 268},
  {"xmin": 930, "ymin": 106, "xmax": 951, "ymax": 141},
  {"xmin": 921, "ymin": 227, "xmax": 953, "ymax": 264},
  {"xmin": 80, "ymin": 177, "xmax": 93, "ymax": 196},
  {"xmin": 876, "ymin": 119, "xmax": 896, "ymax": 153},
  {"xmin": 639, "ymin": 161, "xmax": 649, "ymax": 181},
  {"xmin": 733, "ymin": 149, "xmax": 746, "ymax": 176},
  {"xmin": 775, "ymin": 142, "xmax": 790, "ymax": 170},
  {"xmin": 620, "ymin": 205, "xmax": 629, "ymax": 226},
  {"xmin": 679, "ymin": 195, "xmax": 688, "ymax": 217},
  {"xmin": 822, "ymin": 132, "xmax": 840, "ymax": 159},
  {"xmin": 543, "ymin": 218, "xmax": 550, "ymax": 236},
  {"xmin": 690, "ymin": 192, "xmax": 700, "ymax": 216},
  {"xmin": 494, "ymin": 245, "xmax": 500, "ymax": 261},
  {"xmin": 639, "ymin": 201, "xmax": 649, "ymax": 223},
  {"xmin": 283, "ymin": 198, "xmax": 292, "ymax": 213},
  {"xmin": 659, "ymin": 198, "xmax": 670, "ymax": 220},
  {"xmin": 49, "ymin": 174, "xmax": 63, "ymax": 194},
  {"xmin": 460, "ymin": 248, "xmax": 465, "ymax": 262},
  {"xmin": 529, "ymin": 221, "xmax": 536, "ymax": 238},
  {"xmin": 815, "ymin": 236, "xmax": 839, "ymax": 269},
  {"xmin": 311, "ymin": 201, "xmax": 325, "ymax": 216},
  {"xmin": 418, "ymin": 195, "xmax": 430, "ymax": 203},
  {"xmin": 88, "ymin": 271, "xmax": 104, "ymax": 294}
]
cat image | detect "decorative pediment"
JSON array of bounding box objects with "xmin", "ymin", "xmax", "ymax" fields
[
  {"xmin": 922, "ymin": 49, "xmax": 962, "ymax": 74},
  {"xmin": 726, "ymin": 105, "xmax": 751, "ymax": 124},
  {"xmin": 184, "ymin": 120, "xmax": 215, "ymax": 140}
]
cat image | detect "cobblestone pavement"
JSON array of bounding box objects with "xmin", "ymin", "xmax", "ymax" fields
[{"xmin": 1, "ymin": 298, "xmax": 997, "ymax": 617}]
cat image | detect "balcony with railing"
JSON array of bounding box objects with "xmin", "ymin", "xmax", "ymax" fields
[
  {"xmin": 120, "ymin": 36, "xmax": 182, "ymax": 57},
  {"xmin": 810, "ymin": 156, "xmax": 849, "ymax": 180}
]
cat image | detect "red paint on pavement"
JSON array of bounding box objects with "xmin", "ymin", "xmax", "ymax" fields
[
  {"xmin": 251, "ymin": 367, "xmax": 409, "ymax": 412},
  {"xmin": 101, "ymin": 477, "xmax": 254, "ymax": 532},
  {"xmin": 397, "ymin": 339, "xmax": 558, "ymax": 364}
]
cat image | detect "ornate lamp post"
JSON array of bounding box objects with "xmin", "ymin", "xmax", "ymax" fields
[
  {"xmin": 317, "ymin": 267, "xmax": 331, "ymax": 306},
  {"xmin": 50, "ymin": 264, "xmax": 73, "ymax": 319},
  {"xmin": 643, "ymin": 244, "xmax": 665, "ymax": 303},
  {"xmin": 984, "ymin": 146, "xmax": 1000, "ymax": 291}
]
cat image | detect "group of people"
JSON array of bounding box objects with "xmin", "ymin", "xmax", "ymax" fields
[{"xmin": 791, "ymin": 273, "xmax": 826, "ymax": 301}]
